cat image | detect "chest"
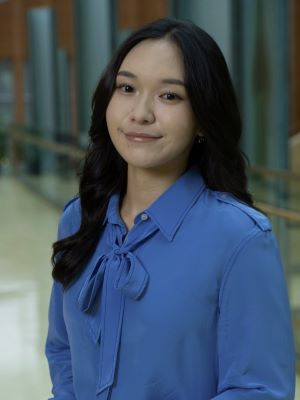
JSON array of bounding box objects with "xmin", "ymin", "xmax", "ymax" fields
[
  {"xmin": 122, "ymin": 239, "xmax": 220, "ymax": 334},
  {"xmin": 63, "ymin": 224, "xmax": 223, "ymax": 343}
]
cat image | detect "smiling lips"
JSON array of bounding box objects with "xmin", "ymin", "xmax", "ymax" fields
[{"xmin": 124, "ymin": 131, "xmax": 162, "ymax": 142}]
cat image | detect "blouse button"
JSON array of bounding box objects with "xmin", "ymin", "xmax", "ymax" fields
[{"xmin": 141, "ymin": 213, "xmax": 148, "ymax": 221}]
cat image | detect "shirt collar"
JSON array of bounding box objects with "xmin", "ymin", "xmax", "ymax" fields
[
  {"xmin": 104, "ymin": 164, "xmax": 206, "ymax": 241},
  {"xmin": 104, "ymin": 194, "xmax": 120, "ymax": 226}
]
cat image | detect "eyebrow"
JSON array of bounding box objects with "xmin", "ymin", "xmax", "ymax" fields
[{"xmin": 117, "ymin": 70, "xmax": 186, "ymax": 86}]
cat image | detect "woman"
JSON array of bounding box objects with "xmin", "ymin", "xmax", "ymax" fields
[{"xmin": 45, "ymin": 17, "xmax": 295, "ymax": 399}]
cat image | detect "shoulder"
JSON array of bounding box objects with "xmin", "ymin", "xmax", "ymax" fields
[
  {"xmin": 191, "ymin": 188, "xmax": 272, "ymax": 246},
  {"xmin": 63, "ymin": 196, "xmax": 81, "ymax": 213},
  {"xmin": 57, "ymin": 196, "xmax": 81, "ymax": 239},
  {"xmin": 195, "ymin": 189, "xmax": 278, "ymax": 277},
  {"xmin": 211, "ymin": 190, "xmax": 271, "ymax": 232}
]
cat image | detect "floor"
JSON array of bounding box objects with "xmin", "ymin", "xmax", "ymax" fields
[
  {"xmin": 0, "ymin": 175, "xmax": 299, "ymax": 399},
  {"xmin": 0, "ymin": 176, "xmax": 58, "ymax": 398}
]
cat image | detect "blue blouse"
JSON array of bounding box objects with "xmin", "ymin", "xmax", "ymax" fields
[{"xmin": 45, "ymin": 164, "xmax": 295, "ymax": 400}]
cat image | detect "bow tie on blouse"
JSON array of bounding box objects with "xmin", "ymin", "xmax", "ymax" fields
[{"xmin": 77, "ymin": 219, "xmax": 158, "ymax": 398}]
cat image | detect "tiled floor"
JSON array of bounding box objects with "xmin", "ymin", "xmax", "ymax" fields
[
  {"xmin": 0, "ymin": 176, "xmax": 58, "ymax": 398},
  {"xmin": 0, "ymin": 175, "xmax": 299, "ymax": 399}
]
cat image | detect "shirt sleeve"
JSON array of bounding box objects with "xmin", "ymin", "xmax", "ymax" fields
[
  {"xmin": 212, "ymin": 228, "xmax": 296, "ymax": 400},
  {"xmin": 45, "ymin": 207, "xmax": 76, "ymax": 400}
]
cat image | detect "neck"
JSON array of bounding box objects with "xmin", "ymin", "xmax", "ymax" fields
[{"xmin": 120, "ymin": 162, "xmax": 189, "ymax": 221}]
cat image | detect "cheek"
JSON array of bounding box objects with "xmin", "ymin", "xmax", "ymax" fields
[
  {"xmin": 106, "ymin": 95, "xmax": 133, "ymax": 128},
  {"xmin": 158, "ymin": 106, "xmax": 197, "ymax": 142},
  {"xmin": 177, "ymin": 107, "xmax": 197, "ymax": 140},
  {"xmin": 106, "ymin": 98, "xmax": 118, "ymax": 129}
]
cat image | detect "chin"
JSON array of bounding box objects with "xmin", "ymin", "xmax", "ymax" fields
[
  {"xmin": 121, "ymin": 155, "xmax": 162, "ymax": 168},
  {"xmin": 126, "ymin": 161, "xmax": 160, "ymax": 170}
]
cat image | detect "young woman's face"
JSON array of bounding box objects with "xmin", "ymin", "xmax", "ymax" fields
[{"xmin": 106, "ymin": 38, "xmax": 198, "ymax": 172}]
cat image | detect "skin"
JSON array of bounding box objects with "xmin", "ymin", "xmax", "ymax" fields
[{"xmin": 105, "ymin": 38, "xmax": 202, "ymax": 231}]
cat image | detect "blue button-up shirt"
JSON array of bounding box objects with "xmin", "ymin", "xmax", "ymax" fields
[{"xmin": 45, "ymin": 164, "xmax": 295, "ymax": 400}]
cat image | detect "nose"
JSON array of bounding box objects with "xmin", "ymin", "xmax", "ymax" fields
[{"xmin": 130, "ymin": 96, "xmax": 155, "ymax": 124}]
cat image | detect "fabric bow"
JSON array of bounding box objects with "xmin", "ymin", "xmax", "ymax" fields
[
  {"xmin": 77, "ymin": 244, "xmax": 149, "ymax": 313},
  {"xmin": 76, "ymin": 220, "xmax": 157, "ymax": 399}
]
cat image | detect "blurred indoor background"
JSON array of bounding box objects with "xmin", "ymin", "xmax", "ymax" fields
[{"xmin": 0, "ymin": 0, "xmax": 299, "ymax": 398}]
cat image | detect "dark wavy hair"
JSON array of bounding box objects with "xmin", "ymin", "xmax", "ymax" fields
[{"xmin": 52, "ymin": 17, "xmax": 256, "ymax": 288}]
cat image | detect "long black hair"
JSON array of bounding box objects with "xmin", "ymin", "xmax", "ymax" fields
[{"xmin": 52, "ymin": 17, "xmax": 256, "ymax": 287}]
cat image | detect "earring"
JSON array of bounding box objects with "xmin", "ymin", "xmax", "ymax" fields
[{"xmin": 197, "ymin": 135, "xmax": 206, "ymax": 144}]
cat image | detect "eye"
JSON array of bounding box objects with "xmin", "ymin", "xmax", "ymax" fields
[
  {"xmin": 115, "ymin": 83, "xmax": 134, "ymax": 93},
  {"xmin": 160, "ymin": 91, "xmax": 182, "ymax": 101}
]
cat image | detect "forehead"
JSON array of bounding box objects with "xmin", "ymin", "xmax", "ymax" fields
[{"xmin": 118, "ymin": 39, "xmax": 185, "ymax": 79}]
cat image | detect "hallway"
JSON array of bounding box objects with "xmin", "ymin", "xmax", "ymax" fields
[
  {"xmin": 0, "ymin": 176, "xmax": 58, "ymax": 398},
  {"xmin": 0, "ymin": 175, "xmax": 299, "ymax": 399}
]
